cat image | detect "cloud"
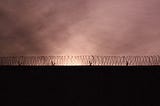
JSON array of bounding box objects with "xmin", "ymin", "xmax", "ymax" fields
[{"xmin": 0, "ymin": 0, "xmax": 160, "ymax": 56}]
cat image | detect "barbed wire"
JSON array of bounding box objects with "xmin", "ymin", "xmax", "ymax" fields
[{"xmin": 0, "ymin": 55, "xmax": 160, "ymax": 66}]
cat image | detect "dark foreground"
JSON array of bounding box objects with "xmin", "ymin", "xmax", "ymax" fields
[{"xmin": 0, "ymin": 66, "xmax": 160, "ymax": 106}]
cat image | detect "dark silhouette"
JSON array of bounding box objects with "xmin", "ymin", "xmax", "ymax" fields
[
  {"xmin": 89, "ymin": 61, "xmax": 92, "ymax": 66},
  {"xmin": 0, "ymin": 56, "xmax": 159, "ymax": 66},
  {"xmin": 51, "ymin": 61, "xmax": 55, "ymax": 66},
  {"xmin": 126, "ymin": 61, "xmax": 129, "ymax": 66}
]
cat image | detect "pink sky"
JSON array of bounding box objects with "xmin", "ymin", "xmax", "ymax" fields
[{"xmin": 0, "ymin": 0, "xmax": 160, "ymax": 56}]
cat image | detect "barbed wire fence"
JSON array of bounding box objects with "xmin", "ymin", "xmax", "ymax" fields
[{"xmin": 0, "ymin": 55, "xmax": 160, "ymax": 66}]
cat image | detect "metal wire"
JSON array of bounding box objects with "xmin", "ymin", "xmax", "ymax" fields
[{"xmin": 0, "ymin": 55, "xmax": 160, "ymax": 66}]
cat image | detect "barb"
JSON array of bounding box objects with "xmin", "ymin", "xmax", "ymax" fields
[{"xmin": 0, "ymin": 55, "xmax": 160, "ymax": 66}]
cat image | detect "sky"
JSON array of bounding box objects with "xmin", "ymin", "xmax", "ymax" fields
[{"xmin": 0, "ymin": 0, "xmax": 160, "ymax": 56}]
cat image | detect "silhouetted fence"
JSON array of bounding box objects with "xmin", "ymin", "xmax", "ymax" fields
[{"xmin": 0, "ymin": 56, "xmax": 160, "ymax": 66}]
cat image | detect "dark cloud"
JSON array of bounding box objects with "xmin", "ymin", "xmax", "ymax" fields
[{"xmin": 0, "ymin": 0, "xmax": 160, "ymax": 56}]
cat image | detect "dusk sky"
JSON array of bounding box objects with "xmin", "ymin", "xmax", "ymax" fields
[{"xmin": 0, "ymin": 0, "xmax": 160, "ymax": 56}]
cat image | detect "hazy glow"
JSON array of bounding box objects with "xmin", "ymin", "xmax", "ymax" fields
[
  {"xmin": 62, "ymin": 61, "xmax": 82, "ymax": 66},
  {"xmin": 58, "ymin": 56, "xmax": 83, "ymax": 66},
  {"xmin": 0, "ymin": 0, "xmax": 160, "ymax": 56}
]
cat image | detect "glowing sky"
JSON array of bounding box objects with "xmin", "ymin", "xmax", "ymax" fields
[{"xmin": 0, "ymin": 0, "xmax": 160, "ymax": 56}]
